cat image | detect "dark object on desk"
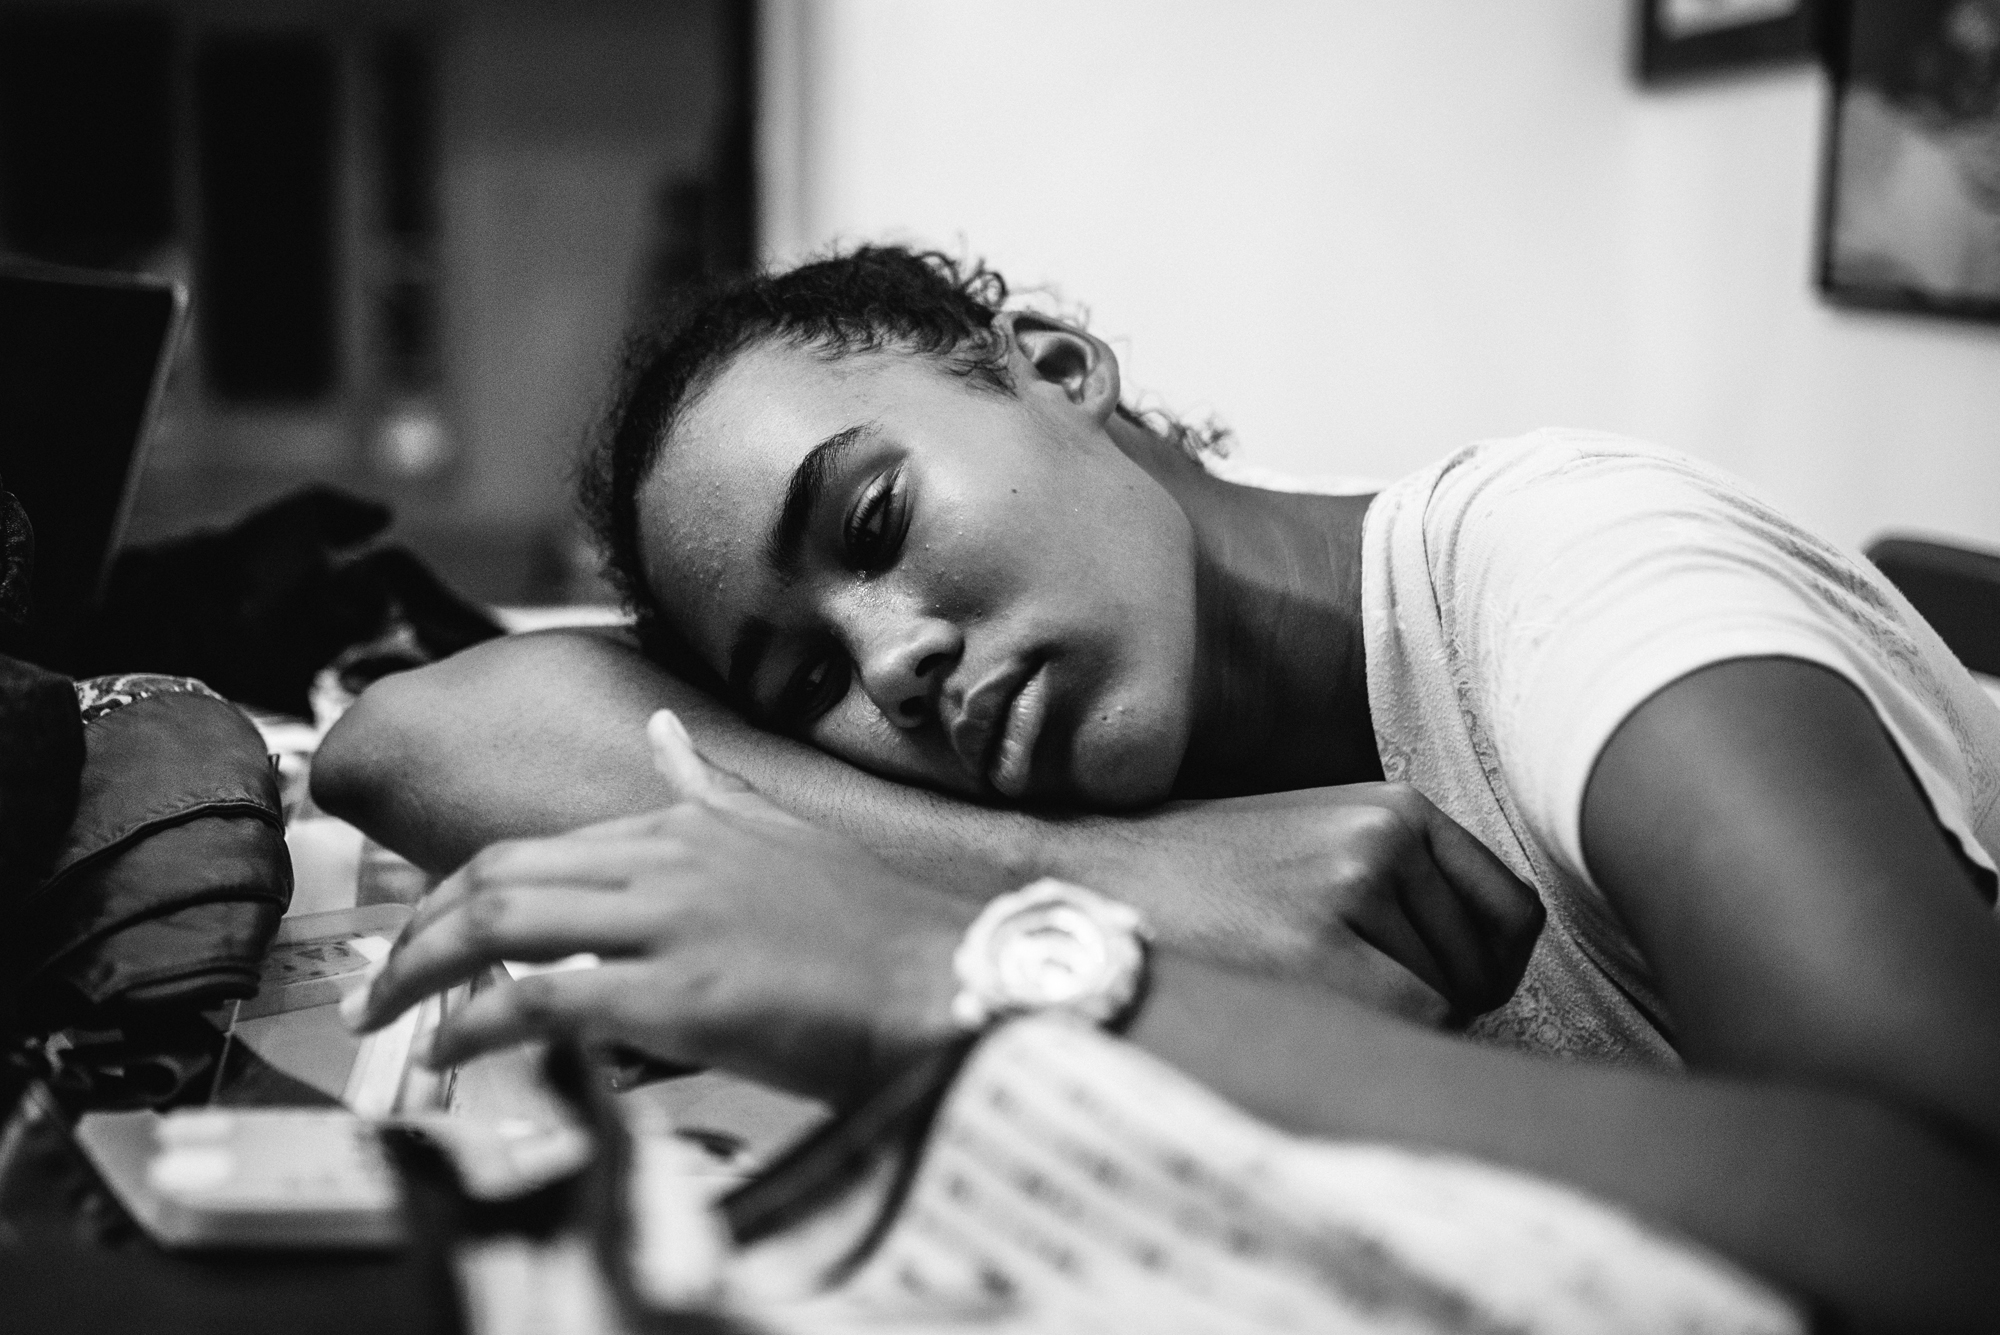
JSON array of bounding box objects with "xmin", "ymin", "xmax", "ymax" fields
[
  {"xmin": 0, "ymin": 654, "xmax": 84, "ymax": 907},
  {"xmin": 9, "ymin": 675, "xmax": 289, "ymax": 1034},
  {"xmin": 0, "ymin": 262, "xmax": 185, "ymax": 665},
  {"xmin": 0, "ymin": 261, "xmax": 499, "ymax": 713},
  {"xmin": 65, "ymin": 486, "xmax": 505, "ymax": 718},
  {"xmin": 384, "ymin": 1041, "xmax": 745, "ymax": 1334},
  {"xmin": 0, "ymin": 1240, "xmax": 458, "ymax": 1335},
  {"xmin": 0, "ymin": 476, "xmax": 33, "ymax": 654},
  {"xmin": 1867, "ymin": 535, "xmax": 2000, "ymax": 677},
  {"xmin": 0, "ymin": 1067, "xmax": 458, "ymax": 1335},
  {"xmin": 35, "ymin": 1006, "xmax": 334, "ymax": 1114}
]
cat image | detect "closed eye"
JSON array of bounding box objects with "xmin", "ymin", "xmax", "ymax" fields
[
  {"xmin": 843, "ymin": 467, "xmax": 905, "ymax": 573},
  {"xmin": 775, "ymin": 646, "xmax": 850, "ymax": 731}
]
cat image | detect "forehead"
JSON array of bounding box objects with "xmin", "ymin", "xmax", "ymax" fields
[{"xmin": 634, "ymin": 342, "xmax": 947, "ymax": 662}]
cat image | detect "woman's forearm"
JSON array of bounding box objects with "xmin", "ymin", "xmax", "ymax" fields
[
  {"xmin": 313, "ymin": 629, "xmax": 1039, "ymax": 894},
  {"xmin": 313, "ymin": 631, "xmax": 1538, "ymax": 1016},
  {"xmin": 1130, "ymin": 950, "xmax": 2000, "ymax": 1334},
  {"xmin": 305, "ymin": 627, "xmax": 1203, "ymax": 897}
]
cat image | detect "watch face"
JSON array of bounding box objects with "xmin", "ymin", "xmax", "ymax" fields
[
  {"xmin": 955, "ymin": 879, "xmax": 1148, "ymax": 1029},
  {"xmin": 990, "ymin": 902, "xmax": 1121, "ymax": 1006}
]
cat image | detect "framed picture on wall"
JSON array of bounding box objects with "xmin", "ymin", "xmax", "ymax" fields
[
  {"xmin": 1637, "ymin": 0, "xmax": 1822, "ymax": 81},
  {"xmin": 1818, "ymin": 0, "xmax": 2000, "ymax": 322}
]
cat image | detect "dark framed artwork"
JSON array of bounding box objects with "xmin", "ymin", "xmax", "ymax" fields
[
  {"xmin": 1637, "ymin": 0, "xmax": 1822, "ymax": 82},
  {"xmin": 1818, "ymin": 0, "xmax": 2000, "ymax": 322}
]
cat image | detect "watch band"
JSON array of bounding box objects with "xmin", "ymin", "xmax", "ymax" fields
[{"xmin": 949, "ymin": 878, "xmax": 1149, "ymax": 1031}]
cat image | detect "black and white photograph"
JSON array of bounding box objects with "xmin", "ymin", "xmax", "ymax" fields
[
  {"xmin": 1820, "ymin": 0, "xmax": 2000, "ymax": 320},
  {"xmin": 1636, "ymin": 0, "xmax": 1822, "ymax": 81},
  {"xmin": 1, "ymin": 4, "xmax": 1997, "ymax": 1334}
]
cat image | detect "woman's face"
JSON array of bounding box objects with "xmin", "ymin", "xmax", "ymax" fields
[{"xmin": 635, "ymin": 335, "xmax": 1199, "ymax": 807}]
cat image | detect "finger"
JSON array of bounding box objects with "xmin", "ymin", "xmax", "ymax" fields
[
  {"xmin": 469, "ymin": 836, "xmax": 691, "ymax": 886},
  {"xmin": 395, "ymin": 855, "xmax": 568, "ymax": 952},
  {"xmin": 1419, "ymin": 812, "xmax": 1545, "ymax": 986},
  {"xmin": 557, "ymin": 807, "xmax": 683, "ymax": 842},
  {"xmin": 648, "ymin": 710, "xmax": 810, "ymax": 828},
  {"xmin": 394, "ymin": 824, "xmax": 698, "ymax": 980},
  {"xmin": 1342, "ymin": 897, "xmax": 1453, "ymax": 1002},
  {"xmin": 400, "ymin": 860, "xmax": 477, "ymax": 942},
  {"xmin": 407, "ymin": 832, "xmax": 690, "ymax": 939},
  {"xmin": 1392, "ymin": 852, "xmax": 1510, "ymax": 1014},
  {"xmin": 649, "ymin": 709, "xmax": 751, "ymax": 799},
  {"xmin": 421, "ymin": 962, "xmax": 674, "ymax": 1069},
  {"xmin": 358, "ymin": 883, "xmax": 644, "ymax": 1034},
  {"xmin": 354, "ymin": 884, "xmax": 673, "ymax": 1033},
  {"xmin": 1308, "ymin": 938, "xmax": 1452, "ymax": 1028}
]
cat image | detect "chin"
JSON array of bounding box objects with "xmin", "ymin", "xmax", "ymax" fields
[{"xmin": 1059, "ymin": 719, "xmax": 1184, "ymax": 811}]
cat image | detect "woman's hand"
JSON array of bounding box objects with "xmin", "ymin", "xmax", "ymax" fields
[
  {"xmin": 1048, "ymin": 785, "xmax": 1543, "ymax": 1026},
  {"xmin": 346, "ymin": 711, "xmax": 975, "ymax": 1103},
  {"xmin": 317, "ymin": 632, "xmax": 1539, "ymax": 1028}
]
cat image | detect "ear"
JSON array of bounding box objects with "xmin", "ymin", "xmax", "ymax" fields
[{"xmin": 996, "ymin": 311, "xmax": 1121, "ymax": 426}]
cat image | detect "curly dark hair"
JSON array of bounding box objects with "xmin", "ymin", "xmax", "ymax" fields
[{"xmin": 579, "ymin": 244, "xmax": 1214, "ymax": 676}]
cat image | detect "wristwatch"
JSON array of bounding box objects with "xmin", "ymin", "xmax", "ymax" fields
[{"xmin": 949, "ymin": 878, "xmax": 1150, "ymax": 1031}]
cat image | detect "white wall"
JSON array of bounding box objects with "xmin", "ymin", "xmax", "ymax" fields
[{"xmin": 762, "ymin": 0, "xmax": 2000, "ymax": 552}]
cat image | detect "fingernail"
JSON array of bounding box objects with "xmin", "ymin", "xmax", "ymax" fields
[
  {"xmin": 412, "ymin": 1028, "xmax": 439, "ymax": 1069},
  {"xmin": 649, "ymin": 709, "xmax": 719, "ymax": 799},
  {"xmin": 647, "ymin": 710, "xmax": 688, "ymax": 765}
]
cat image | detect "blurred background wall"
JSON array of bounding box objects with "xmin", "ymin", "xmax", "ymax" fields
[
  {"xmin": 3, "ymin": 1, "xmax": 1995, "ymax": 606},
  {"xmin": 763, "ymin": 0, "xmax": 2000, "ymax": 555},
  {"xmin": 432, "ymin": 1, "xmax": 737, "ymax": 587},
  {"xmin": 1, "ymin": 0, "xmax": 750, "ymax": 604}
]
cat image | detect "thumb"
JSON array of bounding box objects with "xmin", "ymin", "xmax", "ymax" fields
[
  {"xmin": 648, "ymin": 709, "xmax": 749, "ymax": 799},
  {"xmin": 647, "ymin": 709, "xmax": 810, "ymax": 828}
]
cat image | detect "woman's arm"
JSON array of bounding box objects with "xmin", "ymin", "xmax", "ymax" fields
[
  {"xmin": 314, "ymin": 628, "xmax": 1025, "ymax": 891},
  {"xmin": 1129, "ymin": 954, "xmax": 1999, "ymax": 1333},
  {"xmin": 1140, "ymin": 656, "xmax": 2000, "ymax": 1330},
  {"xmin": 1581, "ymin": 657, "xmax": 2000, "ymax": 1150},
  {"xmin": 350, "ymin": 672, "xmax": 2000, "ymax": 1331},
  {"xmin": 312, "ymin": 629, "xmax": 1541, "ymax": 1017}
]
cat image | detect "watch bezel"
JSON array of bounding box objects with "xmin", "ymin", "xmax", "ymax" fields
[{"xmin": 950, "ymin": 878, "xmax": 1149, "ymax": 1031}]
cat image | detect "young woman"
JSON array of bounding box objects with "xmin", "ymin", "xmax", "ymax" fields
[{"xmin": 321, "ymin": 248, "xmax": 2000, "ymax": 1330}]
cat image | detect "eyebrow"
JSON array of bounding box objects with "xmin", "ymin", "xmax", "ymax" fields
[{"xmin": 764, "ymin": 424, "xmax": 870, "ymax": 580}]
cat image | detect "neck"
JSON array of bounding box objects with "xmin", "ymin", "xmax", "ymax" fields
[{"xmin": 1108, "ymin": 418, "xmax": 1381, "ymax": 796}]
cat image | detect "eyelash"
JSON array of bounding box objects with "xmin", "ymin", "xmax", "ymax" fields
[
  {"xmin": 776, "ymin": 468, "xmax": 904, "ymax": 728},
  {"xmin": 843, "ymin": 468, "xmax": 904, "ymax": 572},
  {"xmin": 778, "ymin": 646, "xmax": 849, "ymax": 729}
]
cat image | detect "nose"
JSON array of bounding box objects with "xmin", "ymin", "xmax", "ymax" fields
[{"xmin": 850, "ymin": 606, "xmax": 961, "ymax": 729}]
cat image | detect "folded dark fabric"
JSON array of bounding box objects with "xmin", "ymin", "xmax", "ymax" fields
[
  {"xmin": 60, "ymin": 486, "xmax": 504, "ymax": 716},
  {"xmin": 0, "ymin": 653, "xmax": 84, "ymax": 903},
  {"xmin": 0, "ymin": 476, "xmax": 33, "ymax": 654},
  {"xmin": 11, "ymin": 674, "xmax": 290, "ymax": 1032}
]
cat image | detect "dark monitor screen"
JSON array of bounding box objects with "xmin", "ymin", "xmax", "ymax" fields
[{"xmin": 0, "ymin": 262, "xmax": 184, "ymax": 663}]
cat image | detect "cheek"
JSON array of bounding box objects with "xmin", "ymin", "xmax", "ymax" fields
[
  {"xmin": 910, "ymin": 464, "xmax": 1064, "ymax": 604},
  {"xmin": 1061, "ymin": 515, "xmax": 1199, "ymax": 805},
  {"xmin": 1063, "ymin": 660, "xmax": 1191, "ymax": 808}
]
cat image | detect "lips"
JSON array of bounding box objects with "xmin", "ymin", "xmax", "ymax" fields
[
  {"xmin": 946, "ymin": 657, "xmax": 1050, "ymax": 798},
  {"xmin": 989, "ymin": 666, "xmax": 1050, "ymax": 799}
]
